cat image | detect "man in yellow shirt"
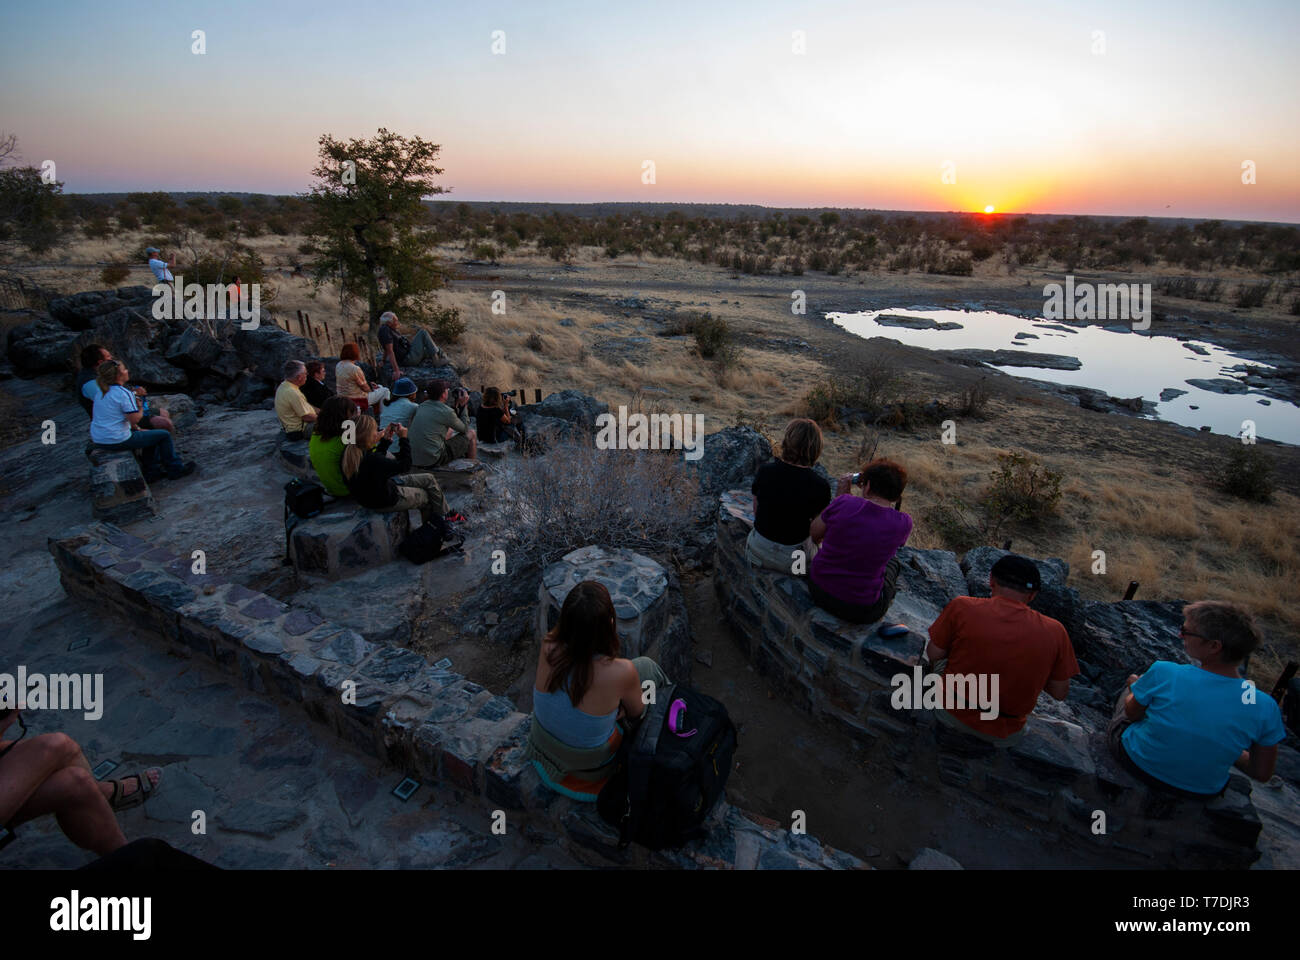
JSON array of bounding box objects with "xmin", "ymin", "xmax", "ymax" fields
[{"xmin": 275, "ymin": 360, "xmax": 319, "ymax": 439}]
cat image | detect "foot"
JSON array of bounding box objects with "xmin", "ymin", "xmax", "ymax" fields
[
  {"xmin": 166, "ymin": 461, "xmax": 197, "ymax": 480},
  {"xmin": 101, "ymin": 768, "xmax": 162, "ymax": 811}
]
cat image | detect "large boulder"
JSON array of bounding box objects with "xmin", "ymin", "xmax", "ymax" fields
[
  {"xmin": 895, "ymin": 546, "xmax": 969, "ymax": 612},
  {"xmin": 232, "ymin": 323, "xmax": 319, "ymax": 385},
  {"xmin": 48, "ymin": 287, "xmax": 154, "ymax": 329},
  {"xmin": 74, "ymin": 305, "xmax": 186, "ymax": 389},
  {"xmin": 689, "ymin": 425, "xmax": 773, "ymax": 500},
  {"xmin": 401, "ymin": 363, "xmax": 460, "ymax": 391},
  {"xmin": 1078, "ymin": 600, "xmax": 1186, "ymax": 687},
  {"xmin": 960, "ymin": 546, "xmax": 1086, "ymax": 644},
  {"xmin": 7, "ymin": 318, "xmax": 81, "ymax": 373},
  {"xmin": 150, "ymin": 393, "xmax": 199, "ymax": 431},
  {"xmin": 516, "ymin": 389, "xmax": 609, "ymax": 432},
  {"xmin": 518, "ymin": 413, "xmax": 576, "ymax": 452},
  {"xmin": 165, "ymin": 322, "xmax": 225, "ymax": 370}
]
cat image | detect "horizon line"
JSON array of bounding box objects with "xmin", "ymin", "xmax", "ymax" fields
[{"xmin": 59, "ymin": 191, "xmax": 1300, "ymax": 228}]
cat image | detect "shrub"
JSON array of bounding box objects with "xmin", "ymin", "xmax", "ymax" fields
[
  {"xmin": 1217, "ymin": 445, "xmax": 1274, "ymax": 502},
  {"xmin": 84, "ymin": 219, "xmax": 112, "ymax": 239},
  {"xmin": 1234, "ymin": 282, "xmax": 1271, "ymax": 309},
  {"xmin": 99, "ymin": 263, "xmax": 130, "ymax": 286},
  {"xmin": 955, "ymin": 377, "xmax": 991, "ymax": 418},
  {"xmin": 525, "ymin": 331, "xmax": 544, "ymax": 352},
  {"xmin": 927, "ymin": 451, "xmax": 1064, "ymax": 547},
  {"xmin": 692, "ymin": 313, "xmax": 734, "ymax": 364},
  {"xmin": 422, "ymin": 305, "xmax": 466, "ymax": 345},
  {"xmin": 497, "ymin": 444, "xmax": 700, "ymax": 566}
]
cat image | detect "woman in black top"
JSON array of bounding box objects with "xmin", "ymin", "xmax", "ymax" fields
[
  {"xmin": 340, "ymin": 415, "xmax": 450, "ymax": 523},
  {"xmin": 301, "ymin": 360, "xmax": 331, "ymax": 409},
  {"xmin": 747, "ymin": 418, "xmax": 832, "ymax": 573},
  {"xmin": 476, "ymin": 386, "xmax": 523, "ymax": 445}
]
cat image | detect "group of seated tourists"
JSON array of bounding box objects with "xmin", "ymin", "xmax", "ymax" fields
[
  {"xmin": 298, "ymin": 378, "xmax": 486, "ymax": 525},
  {"xmin": 735, "ymin": 415, "xmax": 1286, "ymax": 802},
  {"xmin": 79, "ymin": 343, "xmax": 196, "ymax": 481}
]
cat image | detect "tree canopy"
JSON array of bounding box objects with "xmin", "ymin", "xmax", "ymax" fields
[{"xmin": 305, "ymin": 128, "xmax": 448, "ymax": 329}]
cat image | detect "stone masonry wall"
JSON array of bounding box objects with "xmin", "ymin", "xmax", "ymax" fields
[
  {"xmin": 712, "ymin": 490, "xmax": 1269, "ymax": 869},
  {"xmin": 48, "ymin": 522, "xmax": 865, "ymax": 870}
]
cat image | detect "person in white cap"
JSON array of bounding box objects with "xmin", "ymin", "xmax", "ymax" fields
[{"xmin": 146, "ymin": 247, "xmax": 175, "ymax": 283}]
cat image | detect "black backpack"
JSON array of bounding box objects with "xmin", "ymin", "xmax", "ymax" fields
[
  {"xmin": 597, "ymin": 681, "xmax": 737, "ymax": 851},
  {"xmin": 282, "ymin": 479, "xmax": 325, "ymax": 565},
  {"xmin": 284, "ymin": 478, "xmax": 324, "ymax": 519},
  {"xmin": 398, "ymin": 515, "xmax": 457, "ymax": 564}
]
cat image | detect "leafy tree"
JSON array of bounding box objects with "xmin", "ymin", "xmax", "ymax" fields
[
  {"xmin": 306, "ymin": 128, "xmax": 448, "ymax": 329},
  {"xmin": 0, "ymin": 133, "xmax": 66, "ymax": 253}
]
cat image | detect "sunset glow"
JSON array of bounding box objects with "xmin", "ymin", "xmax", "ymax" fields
[{"xmin": 0, "ymin": 0, "xmax": 1295, "ymax": 219}]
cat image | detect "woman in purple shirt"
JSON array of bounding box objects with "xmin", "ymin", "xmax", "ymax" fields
[{"xmin": 809, "ymin": 458, "xmax": 912, "ymax": 624}]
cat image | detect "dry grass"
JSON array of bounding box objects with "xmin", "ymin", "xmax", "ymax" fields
[{"xmin": 7, "ymin": 223, "xmax": 1297, "ymax": 674}]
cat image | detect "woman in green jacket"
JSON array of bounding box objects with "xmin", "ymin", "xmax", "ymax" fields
[{"xmin": 309, "ymin": 396, "xmax": 359, "ymax": 496}]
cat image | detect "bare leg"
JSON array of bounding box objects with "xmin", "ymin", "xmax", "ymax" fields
[{"xmin": 0, "ymin": 733, "xmax": 126, "ymax": 855}]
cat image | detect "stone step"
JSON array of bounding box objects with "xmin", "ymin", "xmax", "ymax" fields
[
  {"xmin": 287, "ymin": 502, "xmax": 411, "ymax": 580},
  {"xmin": 431, "ymin": 457, "xmax": 486, "ymax": 493},
  {"xmin": 86, "ymin": 445, "xmax": 159, "ymax": 523}
]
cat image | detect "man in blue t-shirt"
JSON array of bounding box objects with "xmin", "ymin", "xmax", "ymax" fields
[{"xmin": 1108, "ymin": 600, "xmax": 1286, "ymax": 796}]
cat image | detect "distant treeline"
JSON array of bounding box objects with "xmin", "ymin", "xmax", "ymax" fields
[{"xmin": 54, "ymin": 192, "xmax": 1300, "ymax": 311}]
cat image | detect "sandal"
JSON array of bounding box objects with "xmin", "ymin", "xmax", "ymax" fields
[{"xmin": 107, "ymin": 769, "xmax": 162, "ymax": 811}]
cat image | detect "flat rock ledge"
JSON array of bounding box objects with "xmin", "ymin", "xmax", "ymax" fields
[
  {"xmin": 48, "ymin": 522, "xmax": 864, "ymax": 870},
  {"xmin": 713, "ymin": 491, "xmax": 1273, "ymax": 869}
]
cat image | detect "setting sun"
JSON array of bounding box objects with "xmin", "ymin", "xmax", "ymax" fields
[{"xmin": 983, "ymin": 205, "xmax": 996, "ymax": 214}]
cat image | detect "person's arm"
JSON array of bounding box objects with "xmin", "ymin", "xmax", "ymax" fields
[
  {"xmin": 926, "ymin": 599, "xmax": 959, "ymax": 664},
  {"xmin": 1121, "ymin": 673, "xmax": 1148, "ymax": 721},
  {"xmin": 297, "ymin": 392, "xmax": 317, "ymax": 422},
  {"xmin": 1236, "ymin": 744, "xmax": 1278, "ymax": 782},
  {"xmin": 618, "ymin": 659, "xmax": 648, "ymax": 720},
  {"xmin": 809, "ymin": 513, "xmax": 828, "ymax": 544},
  {"xmin": 385, "ymin": 342, "xmax": 400, "ymax": 377}
]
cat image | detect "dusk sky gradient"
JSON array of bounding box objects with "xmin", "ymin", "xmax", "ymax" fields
[{"xmin": 2, "ymin": 0, "xmax": 1297, "ymax": 220}]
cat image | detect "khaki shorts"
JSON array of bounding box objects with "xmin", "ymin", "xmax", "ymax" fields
[{"xmin": 443, "ymin": 433, "xmax": 471, "ymax": 463}]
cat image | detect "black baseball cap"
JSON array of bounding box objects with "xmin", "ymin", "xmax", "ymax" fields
[{"xmin": 991, "ymin": 554, "xmax": 1040, "ymax": 592}]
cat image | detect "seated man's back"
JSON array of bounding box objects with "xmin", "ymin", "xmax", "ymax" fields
[{"xmin": 929, "ymin": 594, "xmax": 1078, "ymax": 738}]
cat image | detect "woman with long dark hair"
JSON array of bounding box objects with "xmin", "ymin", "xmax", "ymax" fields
[
  {"xmin": 308, "ymin": 396, "xmax": 358, "ymax": 497},
  {"xmin": 525, "ymin": 580, "xmax": 669, "ymax": 800}
]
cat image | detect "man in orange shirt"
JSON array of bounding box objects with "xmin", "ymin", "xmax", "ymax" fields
[{"xmin": 925, "ymin": 555, "xmax": 1080, "ymax": 742}]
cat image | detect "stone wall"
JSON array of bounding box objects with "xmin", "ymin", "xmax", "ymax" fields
[
  {"xmin": 712, "ymin": 490, "xmax": 1274, "ymax": 868},
  {"xmin": 48, "ymin": 522, "xmax": 864, "ymax": 870}
]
